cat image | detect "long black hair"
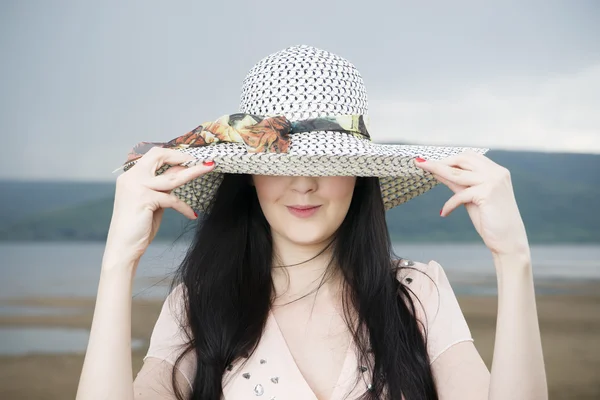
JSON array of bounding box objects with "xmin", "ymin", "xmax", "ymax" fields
[{"xmin": 168, "ymin": 174, "xmax": 438, "ymax": 399}]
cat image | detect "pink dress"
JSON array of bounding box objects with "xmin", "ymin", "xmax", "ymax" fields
[{"xmin": 142, "ymin": 260, "xmax": 472, "ymax": 399}]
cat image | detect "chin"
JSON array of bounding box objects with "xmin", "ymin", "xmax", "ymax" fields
[{"xmin": 280, "ymin": 225, "xmax": 333, "ymax": 246}]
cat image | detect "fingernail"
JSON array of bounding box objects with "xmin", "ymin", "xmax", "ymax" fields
[
  {"xmin": 202, "ymin": 160, "xmax": 215, "ymax": 166},
  {"xmin": 415, "ymin": 157, "xmax": 427, "ymax": 163},
  {"xmin": 193, "ymin": 212, "xmax": 198, "ymax": 218},
  {"xmin": 439, "ymin": 208, "xmax": 444, "ymax": 217}
]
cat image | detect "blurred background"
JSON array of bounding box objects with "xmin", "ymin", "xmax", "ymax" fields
[{"xmin": 0, "ymin": 1, "xmax": 599, "ymax": 399}]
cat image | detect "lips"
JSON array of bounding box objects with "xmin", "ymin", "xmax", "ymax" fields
[
  {"xmin": 286, "ymin": 205, "xmax": 321, "ymax": 218},
  {"xmin": 288, "ymin": 205, "xmax": 319, "ymax": 210}
]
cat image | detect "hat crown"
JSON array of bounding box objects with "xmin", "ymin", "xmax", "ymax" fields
[{"xmin": 239, "ymin": 45, "xmax": 368, "ymax": 121}]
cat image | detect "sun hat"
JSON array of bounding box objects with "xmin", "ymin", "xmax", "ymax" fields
[{"xmin": 114, "ymin": 45, "xmax": 488, "ymax": 212}]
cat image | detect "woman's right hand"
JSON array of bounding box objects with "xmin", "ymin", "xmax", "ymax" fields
[{"xmin": 104, "ymin": 147, "xmax": 215, "ymax": 266}]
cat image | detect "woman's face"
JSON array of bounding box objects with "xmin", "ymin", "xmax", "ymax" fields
[{"xmin": 252, "ymin": 175, "xmax": 356, "ymax": 246}]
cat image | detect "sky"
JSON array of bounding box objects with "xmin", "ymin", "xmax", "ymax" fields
[{"xmin": 1, "ymin": 0, "xmax": 599, "ymax": 181}]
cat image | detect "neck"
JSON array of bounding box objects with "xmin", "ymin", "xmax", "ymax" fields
[{"xmin": 270, "ymin": 233, "xmax": 343, "ymax": 305}]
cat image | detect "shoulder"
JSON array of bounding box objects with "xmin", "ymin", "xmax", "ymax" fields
[
  {"xmin": 394, "ymin": 258, "xmax": 459, "ymax": 329},
  {"xmin": 395, "ymin": 258, "xmax": 448, "ymax": 295},
  {"xmin": 143, "ymin": 282, "xmax": 197, "ymax": 388},
  {"xmin": 395, "ymin": 258, "xmax": 473, "ymax": 363},
  {"xmin": 156, "ymin": 283, "xmax": 189, "ymax": 327},
  {"xmin": 166, "ymin": 283, "xmax": 187, "ymax": 308},
  {"xmin": 145, "ymin": 283, "xmax": 192, "ymax": 358}
]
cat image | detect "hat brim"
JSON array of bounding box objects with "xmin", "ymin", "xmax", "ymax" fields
[{"xmin": 141, "ymin": 131, "xmax": 488, "ymax": 212}]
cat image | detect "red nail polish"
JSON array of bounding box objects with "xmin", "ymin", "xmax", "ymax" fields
[
  {"xmin": 439, "ymin": 209, "xmax": 443, "ymax": 216},
  {"xmin": 193, "ymin": 212, "xmax": 198, "ymax": 218},
  {"xmin": 203, "ymin": 160, "xmax": 215, "ymax": 166},
  {"xmin": 415, "ymin": 157, "xmax": 426, "ymax": 163}
]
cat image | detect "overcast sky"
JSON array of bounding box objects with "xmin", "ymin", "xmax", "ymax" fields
[{"xmin": 1, "ymin": 0, "xmax": 599, "ymax": 181}]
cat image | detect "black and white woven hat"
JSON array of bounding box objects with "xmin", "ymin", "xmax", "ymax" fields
[{"xmin": 117, "ymin": 45, "xmax": 488, "ymax": 212}]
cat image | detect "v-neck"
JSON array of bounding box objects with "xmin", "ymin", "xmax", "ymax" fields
[
  {"xmin": 221, "ymin": 310, "xmax": 370, "ymax": 400},
  {"xmin": 265, "ymin": 309, "xmax": 357, "ymax": 400}
]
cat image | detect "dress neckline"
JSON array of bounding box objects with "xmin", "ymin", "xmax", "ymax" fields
[{"xmin": 265, "ymin": 309, "xmax": 362, "ymax": 400}]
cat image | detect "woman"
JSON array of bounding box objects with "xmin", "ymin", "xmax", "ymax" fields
[{"xmin": 76, "ymin": 45, "xmax": 547, "ymax": 399}]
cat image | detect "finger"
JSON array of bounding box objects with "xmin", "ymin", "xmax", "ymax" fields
[
  {"xmin": 432, "ymin": 173, "xmax": 467, "ymax": 194},
  {"xmin": 439, "ymin": 150, "xmax": 493, "ymax": 171},
  {"xmin": 416, "ymin": 151, "xmax": 487, "ymax": 173},
  {"xmin": 135, "ymin": 147, "xmax": 198, "ymax": 176},
  {"xmin": 417, "ymin": 160, "xmax": 483, "ymax": 187},
  {"xmin": 146, "ymin": 163, "xmax": 215, "ymax": 192},
  {"xmin": 160, "ymin": 165, "xmax": 188, "ymax": 176},
  {"xmin": 441, "ymin": 186, "xmax": 477, "ymax": 217},
  {"xmin": 150, "ymin": 165, "xmax": 188, "ymax": 192},
  {"xmin": 153, "ymin": 191, "xmax": 198, "ymax": 220}
]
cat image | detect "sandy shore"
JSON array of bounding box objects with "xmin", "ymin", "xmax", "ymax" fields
[{"xmin": 0, "ymin": 282, "xmax": 599, "ymax": 400}]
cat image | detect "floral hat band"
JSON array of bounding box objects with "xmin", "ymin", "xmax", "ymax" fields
[{"xmin": 117, "ymin": 114, "xmax": 370, "ymax": 171}]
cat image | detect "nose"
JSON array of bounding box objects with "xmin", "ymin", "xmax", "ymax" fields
[{"xmin": 290, "ymin": 176, "xmax": 318, "ymax": 195}]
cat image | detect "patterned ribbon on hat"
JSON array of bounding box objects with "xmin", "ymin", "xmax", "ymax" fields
[{"xmin": 120, "ymin": 114, "xmax": 370, "ymax": 167}]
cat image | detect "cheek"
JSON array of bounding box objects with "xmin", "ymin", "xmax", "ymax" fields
[
  {"xmin": 252, "ymin": 175, "xmax": 289, "ymax": 210},
  {"xmin": 319, "ymin": 177, "xmax": 356, "ymax": 227},
  {"xmin": 253, "ymin": 175, "xmax": 288, "ymax": 223},
  {"xmin": 320, "ymin": 176, "xmax": 356, "ymax": 204}
]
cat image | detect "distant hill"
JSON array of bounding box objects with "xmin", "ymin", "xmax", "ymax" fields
[
  {"xmin": 387, "ymin": 150, "xmax": 600, "ymax": 243},
  {"xmin": 0, "ymin": 149, "xmax": 598, "ymax": 243},
  {"xmin": 0, "ymin": 180, "xmax": 115, "ymax": 226}
]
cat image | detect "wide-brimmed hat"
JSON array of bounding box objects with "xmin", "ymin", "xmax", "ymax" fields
[{"xmin": 114, "ymin": 45, "xmax": 488, "ymax": 212}]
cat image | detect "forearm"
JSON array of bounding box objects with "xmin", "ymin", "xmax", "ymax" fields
[
  {"xmin": 489, "ymin": 252, "xmax": 548, "ymax": 400},
  {"xmin": 76, "ymin": 251, "xmax": 139, "ymax": 400}
]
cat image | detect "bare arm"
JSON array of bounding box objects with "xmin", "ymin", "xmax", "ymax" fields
[
  {"xmin": 431, "ymin": 252, "xmax": 547, "ymax": 400},
  {"xmin": 416, "ymin": 151, "xmax": 547, "ymax": 399},
  {"xmin": 75, "ymin": 252, "xmax": 139, "ymax": 400},
  {"xmin": 75, "ymin": 148, "xmax": 213, "ymax": 400},
  {"xmin": 77, "ymin": 254, "xmax": 192, "ymax": 400},
  {"xmin": 488, "ymin": 252, "xmax": 547, "ymax": 399}
]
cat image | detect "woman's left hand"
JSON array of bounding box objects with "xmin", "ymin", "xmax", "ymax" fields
[{"xmin": 414, "ymin": 151, "xmax": 530, "ymax": 257}]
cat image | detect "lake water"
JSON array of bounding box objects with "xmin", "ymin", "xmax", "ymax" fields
[
  {"xmin": 0, "ymin": 242, "xmax": 600, "ymax": 300},
  {"xmin": 0, "ymin": 241, "xmax": 599, "ymax": 355},
  {"xmin": 0, "ymin": 327, "xmax": 145, "ymax": 356},
  {"xmin": 1, "ymin": 241, "xmax": 599, "ymax": 300},
  {"xmin": 0, "ymin": 305, "xmax": 85, "ymax": 316}
]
